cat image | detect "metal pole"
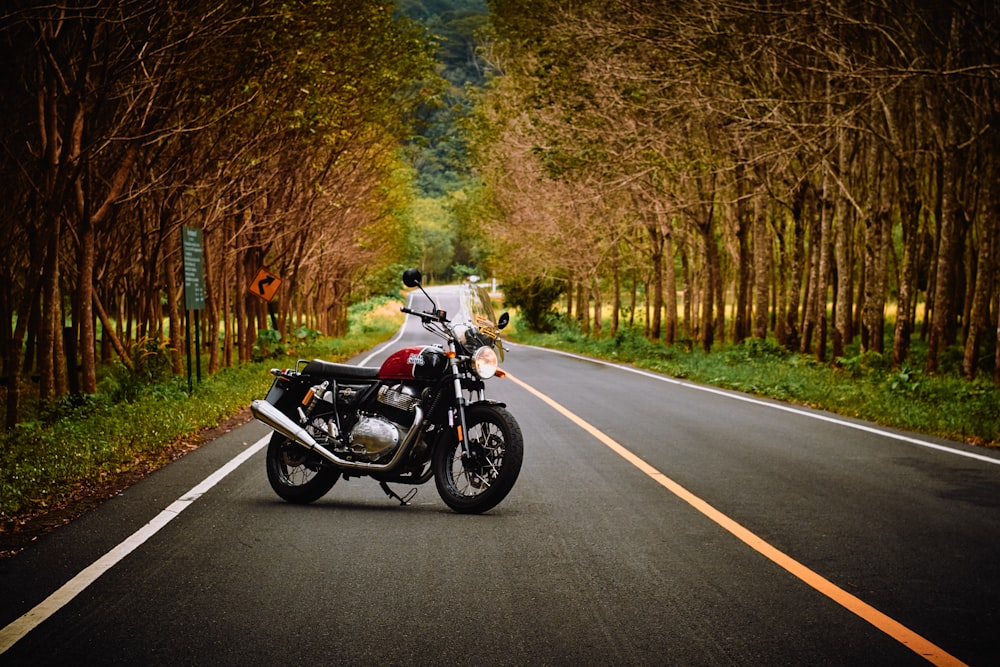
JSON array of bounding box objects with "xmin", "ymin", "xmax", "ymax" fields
[{"xmin": 185, "ymin": 308, "xmax": 193, "ymax": 395}]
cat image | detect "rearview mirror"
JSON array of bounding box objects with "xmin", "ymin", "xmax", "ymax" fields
[
  {"xmin": 498, "ymin": 312, "xmax": 510, "ymax": 330},
  {"xmin": 402, "ymin": 268, "xmax": 422, "ymax": 288}
]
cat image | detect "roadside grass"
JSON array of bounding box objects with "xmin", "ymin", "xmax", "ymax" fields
[
  {"xmin": 506, "ymin": 318, "xmax": 1000, "ymax": 449},
  {"xmin": 0, "ymin": 299, "xmax": 404, "ymax": 525}
]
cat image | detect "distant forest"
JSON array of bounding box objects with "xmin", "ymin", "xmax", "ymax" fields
[{"xmin": 400, "ymin": 0, "xmax": 488, "ymax": 196}]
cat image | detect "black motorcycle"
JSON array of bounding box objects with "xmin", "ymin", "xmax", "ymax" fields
[{"xmin": 250, "ymin": 268, "xmax": 523, "ymax": 514}]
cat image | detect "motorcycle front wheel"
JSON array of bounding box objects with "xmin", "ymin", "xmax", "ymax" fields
[
  {"xmin": 433, "ymin": 404, "xmax": 523, "ymax": 514},
  {"xmin": 265, "ymin": 432, "xmax": 339, "ymax": 503}
]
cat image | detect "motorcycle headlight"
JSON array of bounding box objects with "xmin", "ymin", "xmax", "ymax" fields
[{"xmin": 472, "ymin": 346, "xmax": 498, "ymax": 379}]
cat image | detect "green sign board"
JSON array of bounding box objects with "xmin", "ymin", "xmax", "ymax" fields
[{"xmin": 181, "ymin": 226, "xmax": 205, "ymax": 310}]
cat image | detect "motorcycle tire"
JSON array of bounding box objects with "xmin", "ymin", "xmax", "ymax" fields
[
  {"xmin": 265, "ymin": 432, "xmax": 339, "ymax": 503},
  {"xmin": 433, "ymin": 404, "xmax": 523, "ymax": 514}
]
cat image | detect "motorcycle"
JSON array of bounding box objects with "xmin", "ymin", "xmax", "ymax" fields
[{"xmin": 250, "ymin": 268, "xmax": 523, "ymax": 514}]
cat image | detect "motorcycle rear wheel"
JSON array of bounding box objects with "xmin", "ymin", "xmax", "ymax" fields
[
  {"xmin": 265, "ymin": 432, "xmax": 339, "ymax": 503},
  {"xmin": 433, "ymin": 404, "xmax": 523, "ymax": 514}
]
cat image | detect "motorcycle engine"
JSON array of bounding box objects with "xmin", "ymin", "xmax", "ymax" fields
[{"xmin": 347, "ymin": 385, "xmax": 420, "ymax": 461}]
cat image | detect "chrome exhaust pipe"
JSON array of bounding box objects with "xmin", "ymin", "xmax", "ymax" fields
[
  {"xmin": 251, "ymin": 399, "xmax": 338, "ymax": 463},
  {"xmin": 251, "ymin": 399, "xmax": 425, "ymax": 472}
]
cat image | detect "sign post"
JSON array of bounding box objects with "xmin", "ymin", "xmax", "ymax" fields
[{"xmin": 181, "ymin": 227, "xmax": 206, "ymax": 393}]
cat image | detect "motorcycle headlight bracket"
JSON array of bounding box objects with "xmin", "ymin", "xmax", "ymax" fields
[{"xmin": 471, "ymin": 346, "xmax": 498, "ymax": 379}]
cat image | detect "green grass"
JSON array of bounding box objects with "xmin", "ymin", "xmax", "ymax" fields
[
  {"xmin": 0, "ymin": 299, "xmax": 404, "ymax": 525},
  {"xmin": 508, "ymin": 321, "xmax": 1000, "ymax": 449}
]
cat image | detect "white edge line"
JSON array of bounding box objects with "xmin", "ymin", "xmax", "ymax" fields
[
  {"xmin": 0, "ymin": 434, "xmax": 271, "ymax": 654},
  {"xmin": 517, "ymin": 343, "xmax": 1000, "ymax": 467}
]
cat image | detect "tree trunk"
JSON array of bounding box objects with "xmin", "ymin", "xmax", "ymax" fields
[
  {"xmin": 699, "ymin": 209, "xmax": 719, "ymax": 352},
  {"xmin": 165, "ymin": 228, "xmax": 184, "ymax": 376},
  {"xmin": 235, "ymin": 244, "xmax": 248, "ymax": 362},
  {"xmin": 565, "ymin": 279, "xmax": 574, "ymax": 324},
  {"xmin": 647, "ymin": 221, "xmax": 663, "ymax": 341},
  {"xmin": 782, "ymin": 190, "xmax": 804, "ymax": 350},
  {"xmin": 205, "ymin": 229, "xmax": 221, "ymax": 374},
  {"xmin": 611, "ymin": 243, "xmax": 620, "ymax": 337},
  {"xmin": 893, "ymin": 179, "xmax": 921, "ymax": 365},
  {"xmin": 592, "ymin": 276, "xmax": 602, "ymax": 336},
  {"xmin": 628, "ymin": 268, "xmax": 637, "ymax": 329},
  {"xmin": 832, "ymin": 143, "xmax": 853, "ymax": 360},
  {"xmin": 680, "ymin": 252, "xmax": 693, "ymax": 339},
  {"xmin": 927, "ymin": 136, "xmax": 958, "ymax": 372},
  {"xmin": 815, "ymin": 182, "xmax": 832, "ymax": 362},
  {"xmin": 663, "ymin": 225, "xmax": 677, "ymax": 345},
  {"xmin": 752, "ymin": 185, "xmax": 769, "ymax": 339},
  {"xmin": 734, "ymin": 167, "xmax": 752, "ymax": 343},
  {"xmin": 4, "ymin": 283, "xmax": 39, "ymax": 429},
  {"xmin": 994, "ymin": 287, "xmax": 1000, "ymax": 385},
  {"xmin": 799, "ymin": 204, "xmax": 819, "ymax": 354},
  {"xmin": 927, "ymin": 14, "xmax": 962, "ymax": 374},
  {"xmin": 861, "ymin": 175, "xmax": 890, "ymax": 355},
  {"xmin": 75, "ymin": 209, "xmax": 98, "ymax": 394},
  {"xmin": 37, "ymin": 219, "xmax": 61, "ymax": 403},
  {"xmin": 963, "ymin": 218, "xmax": 996, "ymax": 379}
]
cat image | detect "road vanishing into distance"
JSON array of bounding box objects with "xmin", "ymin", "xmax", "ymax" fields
[{"xmin": 1, "ymin": 287, "xmax": 998, "ymax": 666}]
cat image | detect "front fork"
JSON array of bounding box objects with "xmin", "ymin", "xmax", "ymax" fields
[{"xmin": 446, "ymin": 348, "xmax": 472, "ymax": 458}]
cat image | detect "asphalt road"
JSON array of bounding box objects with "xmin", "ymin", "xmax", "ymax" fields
[{"xmin": 1, "ymin": 286, "xmax": 998, "ymax": 666}]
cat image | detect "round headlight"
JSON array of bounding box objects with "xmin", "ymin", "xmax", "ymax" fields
[{"xmin": 472, "ymin": 346, "xmax": 498, "ymax": 379}]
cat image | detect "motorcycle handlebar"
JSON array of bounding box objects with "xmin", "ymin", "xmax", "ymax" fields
[{"xmin": 400, "ymin": 306, "xmax": 448, "ymax": 323}]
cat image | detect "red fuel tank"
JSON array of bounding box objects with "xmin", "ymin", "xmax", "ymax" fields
[{"xmin": 378, "ymin": 345, "xmax": 448, "ymax": 381}]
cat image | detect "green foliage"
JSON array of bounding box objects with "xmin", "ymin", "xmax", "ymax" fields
[
  {"xmin": 509, "ymin": 322, "xmax": 1000, "ymax": 448},
  {"xmin": 502, "ymin": 277, "xmax": 564, "ymax": 332},
  {"xmin": 252, "ymin": 329, "xmax": 284, "ymax": 361},
  {"xmin": 412, "ymin": 196, "xmax": 457, "ymax": 279},
  {"xmin": 400, "ymin": 0, "xmax": 489, "ymax": 197},
  {"xmin": 451, "ymin": 263, "xmax": 478, "ymax": 279},
  {"xmin": 837, "ymin": 350, "xmax": 893, "ymax": 377},
  {"xmin": 292, "ymin": 326, "xmax": 322, "ymax": 346},
  {"xmin": 97, "ymin": 337, "xmax": 179, "ymax": 404},
  {"xmin": 724, "ymin": 338, "xmax": 791, "ymax": 365}
]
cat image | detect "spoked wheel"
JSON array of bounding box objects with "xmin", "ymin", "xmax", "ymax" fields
[
  {"xmin": 433, "ymin": 404, "xmax": 523, "ymax": 514},
  {"xmin": 265, "ymin": 432, "xmax": 339, "ymax": 503}
]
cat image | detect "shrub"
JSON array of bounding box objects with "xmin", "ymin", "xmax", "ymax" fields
[
  {"xmin": 252, "ymin": 329, "xmax": 284, "ymax": 361},
  {"xmin": 502, "ymin": 278, "xmax": 563, "ymax": 333}
]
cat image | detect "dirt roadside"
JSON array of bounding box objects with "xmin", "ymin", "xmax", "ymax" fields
[{"xmin": 0, "ymin": 408, "xmax": 254, "ymax": 559}]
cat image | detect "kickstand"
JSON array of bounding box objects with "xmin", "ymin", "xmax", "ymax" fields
[{"xmin": 379, "ymin": 481, "xmax": 417, "ymax": 506}]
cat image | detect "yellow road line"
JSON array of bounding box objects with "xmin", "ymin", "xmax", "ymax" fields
[{"xmin": 506, "ymin": 372, "xmax": 968, "ymax": 667}]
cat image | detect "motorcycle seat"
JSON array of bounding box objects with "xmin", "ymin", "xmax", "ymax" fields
[{"xmin": 302, "ymin": 359, "xmax": 379, "ymax": 381}]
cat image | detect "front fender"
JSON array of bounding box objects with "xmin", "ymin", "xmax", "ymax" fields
[{"xmin": 468, "ymin": 398, "xmax": 507, "ymax": 409}]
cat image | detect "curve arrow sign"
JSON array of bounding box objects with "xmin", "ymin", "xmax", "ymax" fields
[{"xmin": 250, "ymin": 268, "xmax": 281, "ymax": 301}]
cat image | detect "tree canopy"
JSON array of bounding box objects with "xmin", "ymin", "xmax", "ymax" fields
[
  {"xmin": 468, "ymin": 0, "xmax": 1000, "ymax": 381},
  {"xmin": 0, "ymin": 0, "xmax": 439, "ymax": 427}
]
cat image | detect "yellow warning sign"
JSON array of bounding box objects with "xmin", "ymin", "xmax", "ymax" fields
[{"xmin": 249, "ymin": 268, "xmax": 281, "ymax": 301}]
